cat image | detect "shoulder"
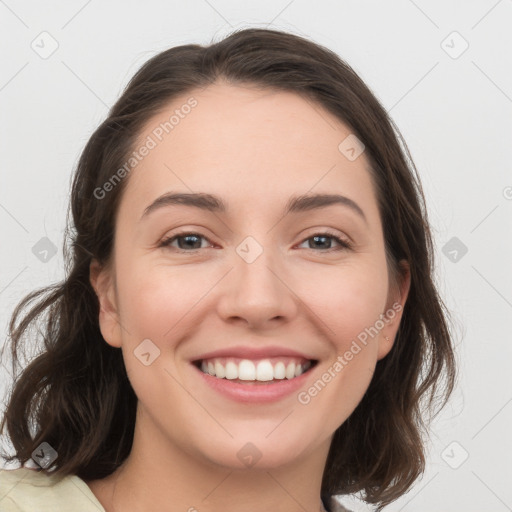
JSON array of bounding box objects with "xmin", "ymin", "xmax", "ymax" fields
[
  {"xmin": 1, "ymin": 469, "xmax": 352, "ymax": 512},
  {"xmin": 0, "ymin": 467, "xmax": 105, "ymax": 512}
]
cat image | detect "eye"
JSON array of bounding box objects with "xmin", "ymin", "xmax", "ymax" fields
[
  {"xmin": 297, "ymin": 232, "xmax": 353, "ymax": 252},
  {"xmin": 158, "ymin": 232, "xmax": 213, "ymax": 252},
  {"xmin": 158, "ymin": 230, "xmax": 353, "ymax": 253}
]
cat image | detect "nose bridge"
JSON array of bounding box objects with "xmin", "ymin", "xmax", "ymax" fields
[
  {"xmin": 218, "ymin": 233, "xmax": 296, "ymax": 326},
  {"xmin": 234, "ymin": 234, "xmax": 284, "ymax": 296}
]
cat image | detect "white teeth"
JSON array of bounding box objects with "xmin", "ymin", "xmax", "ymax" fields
[
  {"xmin": 214, "ymin": 361, "xmax": 226, "ymax": 378},
  {"xmin": 285, "ymin": 362, "xmax": 296, "ymax": 379},
  {"xmin": 225, "ymin": 361, "xmax": 238, "ymax": 380},
  {"xmin": 238, "ymin": 360, "xmax": 256, "ymax": 380},
  {"xmin": 198, "ymin": 358, "xmax": 313, "ymax": 381},
  {"xmin": 256, "ymin": 360, "xmax": 274, "ymax": 381},
  {"xmin": 273, "ymin": 361, "xmax": 286, "ymax": 379}
]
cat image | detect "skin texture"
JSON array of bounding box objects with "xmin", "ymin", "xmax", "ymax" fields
[{"xmin": 87, "ymin": 82, "xmax": 410, "ymax": 512}]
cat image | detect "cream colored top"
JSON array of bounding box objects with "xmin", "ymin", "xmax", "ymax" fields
[{"xmin": 0, "ymin": 467, "xmax": 352, "ymax": 511}]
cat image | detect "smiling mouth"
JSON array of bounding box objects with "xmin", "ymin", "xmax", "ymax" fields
[{"xmin": 192, "ymin": 357, "xmax": 318, "ymax": 383}]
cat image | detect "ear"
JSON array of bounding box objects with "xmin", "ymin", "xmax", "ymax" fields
[
  {"xmin": 90, "ymin": 258, "xmax": 122, "ymax": 348},
  {"xmin": 377, "ymin": 259, "xmax": 411, "ymax": 360}
]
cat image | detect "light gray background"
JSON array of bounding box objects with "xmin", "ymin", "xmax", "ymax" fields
[{"xmin": 1, "ymin": 1, "xmax": 511, "ymax": 511}]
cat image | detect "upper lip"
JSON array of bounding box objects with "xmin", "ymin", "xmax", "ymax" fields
[{"xmin": 191, "ymin": 345, "xmax": 317, "ymax": 362}]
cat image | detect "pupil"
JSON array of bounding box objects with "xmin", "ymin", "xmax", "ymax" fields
[
  {"xmin": 312, "ymin": 235, "xmax": 329, "ymax": 249},
  {"xmin": 180, "ymin": 235, "xmax": 201, "ymax": 249}
]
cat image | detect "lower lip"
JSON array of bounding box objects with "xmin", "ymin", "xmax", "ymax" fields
[{"xmin": 192, "ymin": 364, "xmax": 316, "ymax": 403}]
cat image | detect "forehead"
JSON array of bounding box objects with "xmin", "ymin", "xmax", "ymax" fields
[
  {"xmin": 137, "ymin": 82, "xmax": 353, "ymax": 158},
  {"xmin": 122, "ymin": 82, "xmax": 379, "ymax": 224}
]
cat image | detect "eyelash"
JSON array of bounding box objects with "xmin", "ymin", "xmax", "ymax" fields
[{"xmin": 158, "ymin": 230, "xmax": 353, "ymax": 253}]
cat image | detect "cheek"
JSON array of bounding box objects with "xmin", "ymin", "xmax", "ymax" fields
[
  {"xmin": 301, "ymin": 259, "xmax": 389, "ymax": 348},
  {"xmin": 295, "ymin": 263, "xmax": 387, "ymax": 429},
  {"xmin": 114, "ymin": 265, "xmax": 203, "ymax": 401},
  {"xmin": 116, "ymin": 252, "xmax": 389, "ymax": 344},
  {"xmin": 116, "ymin": 265, "xmax": 203, "ymax": 342}
]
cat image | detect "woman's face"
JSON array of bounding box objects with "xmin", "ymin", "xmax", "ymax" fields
[{"xmin": 91, "ymin": 82, "xmax": 409, "ymax": 470}]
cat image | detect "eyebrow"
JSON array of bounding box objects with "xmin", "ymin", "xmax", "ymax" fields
[{"xmin": 140, "ymin": 191, "xmax": 367, "ymax": 224}]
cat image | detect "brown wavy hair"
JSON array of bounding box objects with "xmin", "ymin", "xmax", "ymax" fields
[{"xmin": 0, "ymin": 27, "xmax": 457, "ymax": 510}]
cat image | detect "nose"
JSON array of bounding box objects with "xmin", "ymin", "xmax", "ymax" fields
[{"xmin": 216, "ymin": 245, "xmax": 298, "ymax": 329}]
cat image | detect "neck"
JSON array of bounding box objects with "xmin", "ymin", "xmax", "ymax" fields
[{"xmin": 86, "ymin": 407, "xmax": 332, "ymax": 512}]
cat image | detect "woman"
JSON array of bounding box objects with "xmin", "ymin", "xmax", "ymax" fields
[{"xmin": 0, "ymin": 27, "xmax": 456, "ymax": 512}]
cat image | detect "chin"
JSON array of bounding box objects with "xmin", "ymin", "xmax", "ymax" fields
[{"xmin": 195, "ymin": 436, "xmax": 312, "ymax": 471}]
